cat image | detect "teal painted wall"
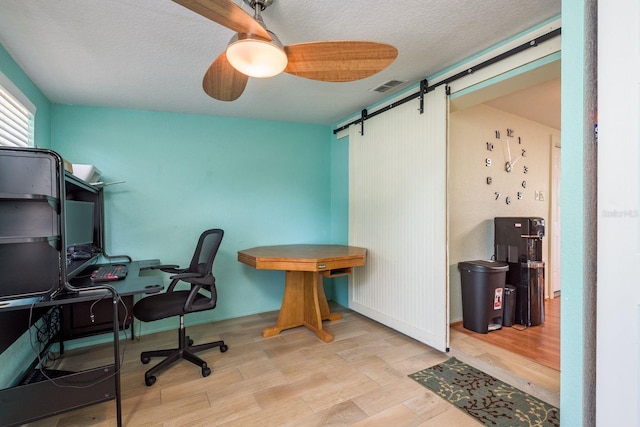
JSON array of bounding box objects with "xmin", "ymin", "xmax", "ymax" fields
[
  {"xmin": 560, "ymin": 1, "xmax": 592, "ymax": 424},
  {"xmin": 0, "ymin": 44, "xmax": 51, "ymax": 148},
  {"xmin": 51, "ymin": 105, "xmax": 334, "ymax": 335}
]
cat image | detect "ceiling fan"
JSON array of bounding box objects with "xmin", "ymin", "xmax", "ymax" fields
[{"xmin": 172, "ymin": 0, "xmax": 399, "ymax": 101}]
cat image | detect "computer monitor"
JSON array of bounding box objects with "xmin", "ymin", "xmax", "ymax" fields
[{"xmin": 64, "ymin": 200, "xmax": 95, "ymax": 249}]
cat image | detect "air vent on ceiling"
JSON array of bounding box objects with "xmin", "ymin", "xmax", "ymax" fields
[{"xmin": 369, "ymin": 79, "xmax": 406, "ymax": 93}]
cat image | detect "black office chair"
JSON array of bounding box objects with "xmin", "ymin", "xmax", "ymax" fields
[{"xmin": 133, "ymin": 228, "xmax": 228, "ymax": 386}]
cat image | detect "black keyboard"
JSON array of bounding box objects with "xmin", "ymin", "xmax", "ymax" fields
[{"xmin": 90, "ymin": 264, "xmax": 128, "ymax": 282}]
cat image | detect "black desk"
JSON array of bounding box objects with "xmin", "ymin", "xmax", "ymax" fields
[{"xmin": 0, "ymin": 259, "xmax": 163, "ymax": 427}]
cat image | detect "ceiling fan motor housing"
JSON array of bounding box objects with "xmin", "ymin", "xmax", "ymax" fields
[{"xmin": 244, "ymin": 0, "xmax": 273, "ymax": 11}]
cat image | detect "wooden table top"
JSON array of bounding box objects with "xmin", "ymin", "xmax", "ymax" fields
[{"xmin": 237, "ymin": 244, "xmax": 367, "ymax": 272}]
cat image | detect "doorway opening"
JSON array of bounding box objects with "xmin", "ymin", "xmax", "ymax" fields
[{"xmin": 447, "ymin": 63, "xmax": 561, "ymax": 403}]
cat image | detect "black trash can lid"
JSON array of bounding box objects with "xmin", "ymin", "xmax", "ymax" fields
[{"xmin": 457, "ymin": 260, "xmax": 509, "ymax": 272}]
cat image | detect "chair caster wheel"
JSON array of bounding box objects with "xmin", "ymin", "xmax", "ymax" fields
[
  {"xmin": 220, "ymin": 344, "xmax": 228, "ymax": 353},
  {"xmin": 188, "ymin": 338, "xmax": 194, "ymax": 347},
  {"xmin": 141, "ymin": 356, "xmax": 150, "ymax": 364},
  {"xmin": 202, "ymin": 366, "xmax": 211, "ymax": 377},
  {"xmin": 145, "ymin": 375, "xmax": 156, "ymax": 386}
]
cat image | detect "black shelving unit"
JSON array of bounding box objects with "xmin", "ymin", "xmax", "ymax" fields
[
  {"xmin": 0, "ymin": 147, "xmax": 121, "ymax": 426},
  {"xmin": 0, "ymin": 148, "xmax": 63, "ymax": 301},
  {"xmin": 0, "ymin": 147, "xmax": 134, "ymax": 344}
]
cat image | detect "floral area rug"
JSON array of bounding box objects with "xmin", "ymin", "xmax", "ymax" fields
[{"xmin": 409, "ymin": 357, "xmax": 559, "ymax": 426}]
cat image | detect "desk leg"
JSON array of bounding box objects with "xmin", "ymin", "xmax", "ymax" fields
[
  {"xmin": 262, "ymin": 271, "xmax": 342, "ymax": 342},
  {"xmin": 111, "ymin": 294, "xmax": 122, "ymax": 427}
]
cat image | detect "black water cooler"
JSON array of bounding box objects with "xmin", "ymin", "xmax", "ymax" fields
[{"xmin": 494, "ymin": 217, "xmax": 545, "ymax": 326}]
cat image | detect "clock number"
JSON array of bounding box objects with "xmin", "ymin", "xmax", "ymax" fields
[
  {"xmin": 523, "ymin": 165, "xmax": 529, "ymax": 174},
  {"xmin": 495, "ymin": 192, "xmax": 501, "ymax": 200},
  {"xmin": 485, "ymin": 158, "xmax": 492, "ymax": 167},
  {"xmin": 517, "ymin": 191, "xmax": 523, "ymax": 200},
  {"xmin": 486, "ymin": 177, "xmax": 492, "ymax": 185},
  {"xmin": 505, "ymin": 196, "xmax": 511, "ymax": 205},
  {"xmin": 486, "ymin": 142, "xmax": 494, "ymax": 151},
  {"xmin": 522, "ymin": 149, "xmax": 527, "ymax": 157},
  {"xmin": 495, "ymin": 130, "xmax": 500, "ymax": 139},
  {"xmin": 507, "ymin": 128, "xmax": 514, "ymax": 137},
  {"xmin": 518, "ymin": 136, "xmax": 522, "ymax": 145},
  {"xmin": 522, "ymin": 180, "xmax": 527, "ymax": 188}
]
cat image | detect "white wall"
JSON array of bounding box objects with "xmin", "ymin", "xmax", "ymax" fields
[
  {"xmin": 449, "ymin": 104, "xmax": 559, "ymax": 322},
  {"xmin": 597, "ymin": 0, "xmax": 640, "ymax": 423}
]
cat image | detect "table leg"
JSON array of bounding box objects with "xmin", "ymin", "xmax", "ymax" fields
[{"xmin": 262, "ymin": 271, "xmax": 342, "ymax": 342}]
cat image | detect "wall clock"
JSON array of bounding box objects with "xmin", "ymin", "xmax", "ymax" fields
[{"xmin": 484, "ymin": 128, "xmax": 528, "ymax": 204}]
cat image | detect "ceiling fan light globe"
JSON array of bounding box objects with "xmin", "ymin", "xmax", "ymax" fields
[{"xmin": 226, "ymin": 37, "xmax": 288, "ymax": 78}]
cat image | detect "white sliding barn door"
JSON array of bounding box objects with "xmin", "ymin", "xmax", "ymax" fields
[{"xmin": 348, "ymin": 85, "xmax": 449, "ymax": 351}]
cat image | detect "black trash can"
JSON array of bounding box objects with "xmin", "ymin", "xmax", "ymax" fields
[
  {"xmin": 458, "ymin": 260, "xmax": 509, "ymax": 333},
  {"xmin": 503, "ymin": 285, "xmax": 517, "ymax": 327}
]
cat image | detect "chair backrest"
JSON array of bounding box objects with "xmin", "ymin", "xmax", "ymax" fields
[{"xmin": 189, "ymin": 229, "xmax": 224, "ymax": 277}]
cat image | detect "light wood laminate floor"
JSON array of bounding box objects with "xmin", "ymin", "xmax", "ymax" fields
[
  {"xmin": 451, "ymin": 297, "xmax": 560, "ymax": 371},
  {"xmin": 26, "ymin": 303, "xmax": 559, "ymax": 426}
]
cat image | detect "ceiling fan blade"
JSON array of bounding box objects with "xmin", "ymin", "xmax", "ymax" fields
[
  {"xmin": 172, "ymin": 0, "xmax": 271, "ymax": 40},
  {"xmin": 284, "ymin": 41, "xmax": 398, "ymax": 82},
  {"xmin": 202, "ymin": 52, "xmax": 249, "ymax": 101}
]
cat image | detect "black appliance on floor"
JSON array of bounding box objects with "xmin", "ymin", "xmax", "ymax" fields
[{"xmin": 494, "ymin": 217, "xmax": 545, "ymax": 326}]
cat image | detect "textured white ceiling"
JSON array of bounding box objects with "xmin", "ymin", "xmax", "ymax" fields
[
  {"xmin": 486, "ymin": 78, "xmax": 561, "ymax": 130},
  {"xmin": 0, "ymin": 0, "xmax": 561, "ymax": 125}
]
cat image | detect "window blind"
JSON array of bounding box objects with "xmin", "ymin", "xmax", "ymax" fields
[{"xmin": 0, "ymin": 83, "xmax": 34, "ymax": 147}]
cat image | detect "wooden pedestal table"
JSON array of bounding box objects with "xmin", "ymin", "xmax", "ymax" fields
[{"xmin": 237, "ymin": 245, "xmax": 367, "ymax": 342}]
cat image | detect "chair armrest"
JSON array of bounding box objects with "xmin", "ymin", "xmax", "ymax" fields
[
  {"xmin": 165, "ymin": 273, "xmax": 203, "ymax": 292},
  {"xmin": 149, "ymin": 264, "xmax": 180, "ymax": 269},
  {"xmin": 169, "ymin": 272, "xmax": 202, "ymax": 280},
  {"xmin": 184, "ymin": 283, "xmax": 217, "ymax": 312},
  {"xmin": 150, "ymin": 264, "xmax": 183, "ymax": 274}
]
